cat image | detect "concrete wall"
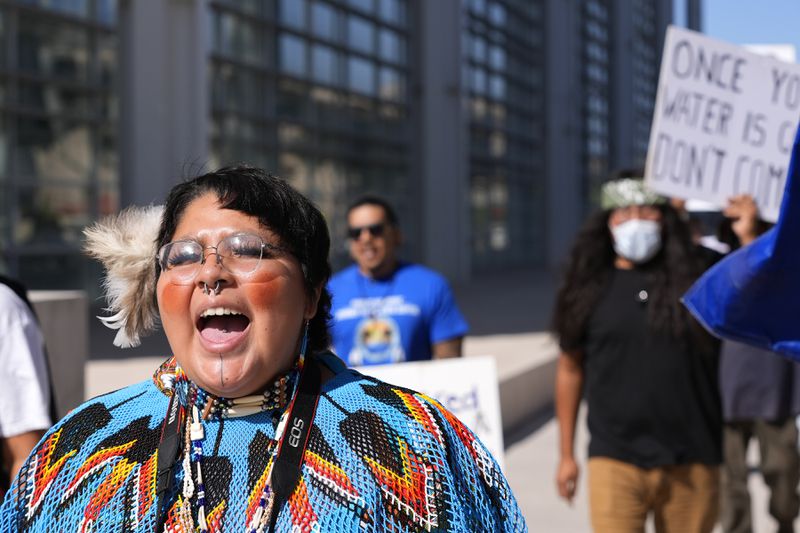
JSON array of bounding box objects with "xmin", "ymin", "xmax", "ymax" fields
[
  {"xmin": 464, "ymin": 331, "xmax": 559, "ymax": 439},
  {"xmin": 119, "ymin": 0, "xmax": 209, "ymax": 207},
  {"xmin": 610, "ymin": 1, "xmax": 635, "ymax": 167},
  {"xmin": 417, "ymin": 0, "xmax": 471, "ymax": 282},
  {"xmin": 496, "ymin": 351, "xmax": 557, "ymax": 437},
  {"xmin": 545, "ymin": 0, "xmax": 586, "ymax": 269},
  {"xmin": 29, "ymin": 291, "xmax": 88, "ymax": 418}
]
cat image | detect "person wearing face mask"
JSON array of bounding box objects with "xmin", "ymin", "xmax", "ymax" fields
[{"xmin": 551, "ymin": 175, "xmax": 755, "ymax": 533}]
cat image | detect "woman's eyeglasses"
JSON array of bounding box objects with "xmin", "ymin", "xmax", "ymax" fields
[
  {"xmin": 157, "ymin": 233, "xmax": 285, "ymax": 283},
  {"xmin": 347, "ymin": 223, "xmax": 386, "ymax": 240}
]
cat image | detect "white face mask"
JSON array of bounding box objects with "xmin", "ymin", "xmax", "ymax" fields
[{"xmin": 611, "ymin": 219, "xmax": 662, "ymax": 264}]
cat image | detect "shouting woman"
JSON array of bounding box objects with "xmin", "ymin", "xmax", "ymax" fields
[{"xmin": 0, "ymin": 167, "xmax": 526, "ymax": 532}]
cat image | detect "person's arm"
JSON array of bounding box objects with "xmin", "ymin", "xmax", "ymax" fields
[
  {"xmin": 2, "ymin": 430, "xmax": 45, "ymax": 482},
  {"xmin": 432, "ymin": 337, "xmax": 463, "ymax": 359},
  {"xmin": 0, "ymin": 288, "xmax": 52, "ymax": 486},
  {"xmin": 555, "ymin": 349, "xmax": 584, "ymax": 504},
  {"xmin": 428, "ymin": 273, "xmax": 468, "ymax": 360}
]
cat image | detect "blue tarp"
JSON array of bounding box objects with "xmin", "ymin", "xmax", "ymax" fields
[{"xmin": 683, "ymin": 124, "xmax": 800, "ymax": 360}]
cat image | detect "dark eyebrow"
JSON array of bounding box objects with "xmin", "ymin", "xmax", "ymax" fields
[{"xmin": 169, "ymin": 234, "xmax": 201, "ymax": 243}]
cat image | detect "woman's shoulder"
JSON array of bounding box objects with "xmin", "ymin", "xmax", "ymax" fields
[
  {"xmin": 67, "ymin": 378, "xmax": 165, "ymax": 419},
  {"xmin": 0, "ymin": 380, "xmax": 167, "ymax": 529},
  {"xmin": 36, "ymin": 379, "xmax": 167, "ymax": 455},
  {"xmin": 317, "ymin": 353, "xmax": 486, "ymax": 450},
  {"xmin": 314, "ymin": 357, "xmax": 527, "ymax": 531},
  {"xmin": 88, "ymin": 377, "xmax": 161, "ymax": 401}
]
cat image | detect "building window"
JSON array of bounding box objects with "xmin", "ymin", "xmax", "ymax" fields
[
  {"xmin": 347, "ymin": 14, "xmax": 374, "ymax": 54},
  {"xmin": 488, "ymin": 2, "xmax": 506, "ymax": 27},
  {"xmin": 348, "ymin": 0, "xmax": 374, "ymax": 14},
  {"xmin": 215, "ymin": 13, "xmax": 262, "ymax": 63},
  {"xmin": 378, "ymin": 28, "xmax": 403, "ymax": 64},
  {"xmin": 311, "ymin": 44, "xmax": 339, "ymax": 85},
  {"xmin": 470, "ymin": 67, "xmax": 486, "ymax": 94},
  {"xmin": 378, "ymin": 0, "xmax": 405, "ymax": 25},
  {"xmin": 489, "ymin": 74, "xmax": 505, "ymax": 100},
  {"xmin": 18, "ymin": 18, "xmax": 90, "ymax": 82},
  {"xmin": 311, "ymin": 1, "xmax": 339, "ymax": 42},
  {"xmin": 96, "ymin": 0, "xmax": 117, "ymax": 24},
  {"xmin": 488, "ymin": 44, "xmax": 505, "ymax": 70},
  {"xmin": 280, "ymin": 34, "xmax": 307, "ymax": 77},
  {"xmin": 22, "ymin": 0, "xmax": 90, "ymax": 18},
  {"xmin": 471, "ymin": 36, "xmax": 487, "ymax": 62},
  {"xmin": 378, "ymin": 66, "xmax": 403, "ymax": 101},
  {"xmin": 279, "ymin": 0, "xmax": 306, "ymax": 30},
  {"xmin": 347, "ymin": 56, "xmax": 375, "ymax": 95},
  {"xmin": 470, "ymin": 0, "xmax": 487, "ymax": 16}
]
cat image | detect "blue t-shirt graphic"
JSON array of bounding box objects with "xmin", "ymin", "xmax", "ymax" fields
[{"xmin": 328, "ymin": 263, "xmax": 469, "ymax": 365}]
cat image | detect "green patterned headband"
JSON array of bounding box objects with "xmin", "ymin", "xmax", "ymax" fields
[{"xmin": 600, "ymin": 178, "xmax": 667, "ymax": 210}]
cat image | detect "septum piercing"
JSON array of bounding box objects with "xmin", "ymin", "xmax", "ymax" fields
[{"xmin": 202, "ymin": 280, "xmax": 222, "ymax": 296}]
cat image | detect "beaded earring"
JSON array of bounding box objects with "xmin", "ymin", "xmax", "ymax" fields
[{"xmin": 299, "ymin": 320, "xmax": 310, "ymax": 360}]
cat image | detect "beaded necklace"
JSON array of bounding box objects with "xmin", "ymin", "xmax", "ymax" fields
[
  {"xmin": 173, "ymin": 366, "xmax": 299, "ymax": 421},
  {"xmin": 156, "ymin": 330, "xmax": 310, "ymax": 533}
]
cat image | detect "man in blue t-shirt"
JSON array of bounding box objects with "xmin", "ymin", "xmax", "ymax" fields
[{"xmin": 328, "ymin": 196, "xmax": 469, "ymax": 366}]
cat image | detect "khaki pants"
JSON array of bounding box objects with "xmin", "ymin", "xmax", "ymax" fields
[{"xmin": 588, "ymin": 457, "xmax": 719, "ymax": 533}]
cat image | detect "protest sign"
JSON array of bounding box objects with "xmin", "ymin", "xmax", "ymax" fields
[
  {"xmin": 356, "ymin": 356, "xmax": 505, "ymax": 469},
  {"xmin": 645, "ymin": 26, "xmax": 800, "ymax": 222}
]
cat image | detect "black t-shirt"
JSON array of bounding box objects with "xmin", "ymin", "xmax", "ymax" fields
[{"xmin": 583, "ymin": 268, "xmax": 722, "ymax": 468}]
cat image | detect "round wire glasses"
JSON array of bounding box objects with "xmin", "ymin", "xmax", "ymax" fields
[{"xmin": 157, "ymin": 233, "xmax": 284, "ymax": 283}]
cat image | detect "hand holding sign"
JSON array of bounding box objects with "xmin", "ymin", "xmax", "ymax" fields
[
  {"xmin": 645, "ymin": 26, "xmax": 800, "ymax": 222},
  {"xmin": 722, "ymin": 194, "xmax": 760, "ymax": 245}
]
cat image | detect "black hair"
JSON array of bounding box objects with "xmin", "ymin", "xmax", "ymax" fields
[
  {"xmin": 346, "ymin": 195, "xmax": 399, "ymax": 226},
  {"xmin": 156, "ymin": 165, "xmax": 332, "ymax": 354},
  {"xmin": 552, "ymin": 202, "xmax": 716, "ymax": 355},
  {"xmin": 611, "ymin": 168, "xmax": 645, "ymax": 179}
]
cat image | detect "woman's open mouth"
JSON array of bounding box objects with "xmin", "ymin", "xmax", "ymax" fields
[{"xmin": 196, "ymin": 307, "xmax": 251, "ymax": 348}]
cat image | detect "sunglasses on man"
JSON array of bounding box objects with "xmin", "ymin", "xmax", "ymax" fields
[{"xmin": 347, "ymin": 223, "xmax": 387, "ymax": 240}]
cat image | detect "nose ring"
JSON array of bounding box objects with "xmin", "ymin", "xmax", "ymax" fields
[{"xmin": 202, "ymin": 280, "xmax": 222, "ymax": 296}]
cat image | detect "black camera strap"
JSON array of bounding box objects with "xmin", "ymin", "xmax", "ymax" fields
[
  {"xmin": 268, "ymin": 358, "xmax": 322, "ymax": 532},
  {"xmin": 154, "ymin": 391, "xmax": 185, "ymax": 528}
]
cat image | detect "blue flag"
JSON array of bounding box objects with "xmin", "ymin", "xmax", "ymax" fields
[{"xmin": 683, "ymin": 123, "xmax": 800, "ymax": 359}]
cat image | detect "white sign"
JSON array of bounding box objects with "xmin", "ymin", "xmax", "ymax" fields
[
  {"xmin": 745, "ymin": 44, "xmax": 796, "ymax": 64},
  {"xmin": 356, "ymin": 356, "xmax": 505, "ymax": 469},
  {"xmin": 645, "ymin": 26, "xmax": 800, "ymax": 222}
]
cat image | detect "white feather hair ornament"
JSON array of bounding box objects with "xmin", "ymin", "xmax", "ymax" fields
[{"xmin": 83, "ymin": 205, "xmax": 164, "ymax": 348}]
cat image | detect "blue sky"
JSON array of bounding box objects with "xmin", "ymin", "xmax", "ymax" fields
[{"xmin": 696, "ymin": 0, "xmax": 800, "ymax": 58}]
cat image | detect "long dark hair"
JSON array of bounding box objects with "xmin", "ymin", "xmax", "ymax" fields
[
  {"xmin": 552, "ymin": 203, "xmax": 713, "ymax": 353},
  {"xmin": 156, "ymin": 166, "xmax": 332, "ymax": 354}
]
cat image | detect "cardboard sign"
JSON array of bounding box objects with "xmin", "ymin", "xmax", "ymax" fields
[
  {"xmin": 645, "ymin": 26, "xmax": 800, "ymax": 222},
  {"xmin": 355, "ymin": 356, "xmax": 505, "ymax": 469}
]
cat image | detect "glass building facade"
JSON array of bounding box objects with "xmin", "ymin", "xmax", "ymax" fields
[
  {"xmin": 208, "ymin": 0, "xmax": 414, "ymax": 269},
  {"xmin": 581, "ymin": 0, "xmax": 611, "ymax": 206},
  {"xmin": 0, "ymin": 0, "xmax": 118, "ymax": 288},
  {"xmin": 1, "ymin": 0, "xmax": 693, "ymax": 288},
  {"xmin": 464, "ymin": 0, "xmax": 546, "ymax": 271},
  {"xmin": 630, "ymin": 0, "xmax": 661, "ymax": 167},
  {"xmin": 577, "ymin": 0, "xmax": 672, "ymax": 211}
]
